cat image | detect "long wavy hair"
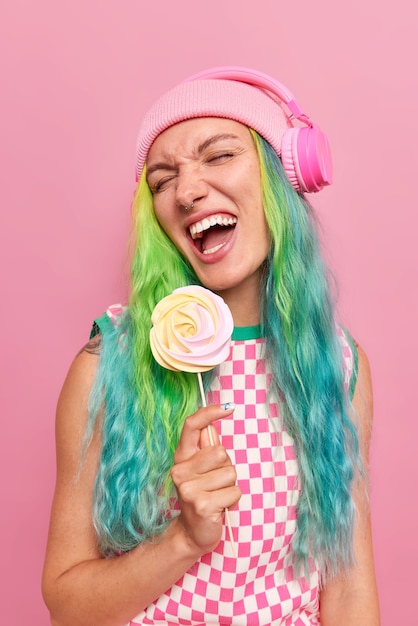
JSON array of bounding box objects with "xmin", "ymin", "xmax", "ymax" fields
[{"xmin": 87, "ymin": 130, "xmax": 360, "ymax": 580}]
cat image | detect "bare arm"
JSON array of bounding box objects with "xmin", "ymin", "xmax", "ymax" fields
[
  {"xmin": 320, "ymin": 344, "xmax": 380, "ymax": 625},
  {"xmin": 42, "ymin": 346, "xmax": 240, "ymax": 626}
]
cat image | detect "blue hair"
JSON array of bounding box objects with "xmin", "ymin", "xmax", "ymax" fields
[
  {"xmin": 252, "ymin": 132, "xmax": 359, "ymax": 578},
  {"xmin": 87, "ymin": 131, "xmax": 360, "ymax": 579}
]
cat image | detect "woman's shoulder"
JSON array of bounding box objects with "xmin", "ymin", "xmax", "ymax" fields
[
  {"xmin": 55, "ymin": 306, "xmax": 129, "ymax": 453},
  {"xmin": 55, "ymin": 344, "xmax": 101, "ymax": 464}
]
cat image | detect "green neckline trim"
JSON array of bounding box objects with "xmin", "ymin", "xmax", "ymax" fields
[
  {"xmin": 92, "ymin": 313, "xmax": 264, "ymax": 342},
  {"xmin": 232, "ymin": 325, "xmax": 263, "ymax": 340}
]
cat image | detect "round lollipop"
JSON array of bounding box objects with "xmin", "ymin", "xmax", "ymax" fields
[
  {"xmin": 150, "ymin": 285, "xmax": 236, "ymax": 555},
  {"xmin": 150, "ymin": 285, "xmax": 233, "ymax": 372}
]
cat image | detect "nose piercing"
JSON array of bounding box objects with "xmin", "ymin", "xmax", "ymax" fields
[{"xmin": 184, "ymin": 201, "xmax": 194, "ymax": 212}]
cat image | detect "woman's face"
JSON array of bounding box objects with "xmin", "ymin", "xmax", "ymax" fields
[{"xmin": 146, "ymin": 118, "xmax": 270, "ymax": 314}]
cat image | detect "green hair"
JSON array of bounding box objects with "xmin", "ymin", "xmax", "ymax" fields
[{"xmin": 88, "ymin": 131, "xmax": 359, "ymax": 580}]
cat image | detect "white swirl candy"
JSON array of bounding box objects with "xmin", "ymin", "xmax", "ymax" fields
[{"xmin": 150, "ymin": 285, "xmax": 233, "ymax": 373}]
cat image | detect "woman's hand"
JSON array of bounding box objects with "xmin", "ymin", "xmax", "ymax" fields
[{"xmin": 171, "ymin": 404, "xmax": 241, "ymax": 554}]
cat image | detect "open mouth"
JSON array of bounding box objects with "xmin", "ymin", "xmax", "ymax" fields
[{"xmin": 189, "ymin": 214, "xmax": 237, "ymax": 255}]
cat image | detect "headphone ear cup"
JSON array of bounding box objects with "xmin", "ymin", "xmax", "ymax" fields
[
  {"xmin": 281, "ymin": 127, "xmax": 333, "ymax": 193},
  {"xmin": 296, "ymin": 127, "xmax": 333, "ymax": 193}
]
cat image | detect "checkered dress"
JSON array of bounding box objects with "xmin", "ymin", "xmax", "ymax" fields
[{"xmin": 122, "ymin": 323, "xmax": 355, "ymax": 626}]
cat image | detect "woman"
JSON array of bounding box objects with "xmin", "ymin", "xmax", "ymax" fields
[{"xmin": 42, "ymin": 67, "xmax": 380, "ymax": 625}]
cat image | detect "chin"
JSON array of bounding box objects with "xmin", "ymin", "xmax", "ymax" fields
[{"xmin": 197, "ymin": 278, "xmax": 246, "ymax": 297}]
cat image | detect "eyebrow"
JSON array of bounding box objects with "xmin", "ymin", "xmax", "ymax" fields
[
  {"xmin": 146, "ymin": 133, "xmax": 241, "ymax": 178},
  {"xmin": 195, "ymin": 132, "xmax": 240, "ymax": 154}
]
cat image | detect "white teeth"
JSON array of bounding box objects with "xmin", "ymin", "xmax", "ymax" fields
[
  {"xmin": 189, "ymin": 214, "xmax": 237, "ymax": 240},
  {"xmin": 203, "ymin": 243, "xmax": 224, "ymax": 255}
]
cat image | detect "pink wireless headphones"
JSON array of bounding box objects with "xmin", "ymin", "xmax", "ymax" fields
[{"xmin": 183, "ymin": 66, "xmax": 333, "ymax": 193}]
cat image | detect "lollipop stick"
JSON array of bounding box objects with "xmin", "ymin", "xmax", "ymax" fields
[{"xmin": 197, "ymin": 372, "xmax": 236, "ymax": 557}]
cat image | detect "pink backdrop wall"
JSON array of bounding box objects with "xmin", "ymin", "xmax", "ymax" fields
[{"xmin": 1, "ymin": 1, "xmax": 416, "ymax": 623}]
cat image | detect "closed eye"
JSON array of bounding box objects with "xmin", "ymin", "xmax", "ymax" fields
[
  {"xmin": 149, "ymin": 175, "xmax": 176, "ymax": 194},
  {"xmin": 207, "ymin": 152, "xmax": 235, "ymax": 164}
]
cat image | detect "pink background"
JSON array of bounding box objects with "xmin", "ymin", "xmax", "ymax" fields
[{"xmin": 1, "ymin": 1, "xmax": 417, "ymax": 624}]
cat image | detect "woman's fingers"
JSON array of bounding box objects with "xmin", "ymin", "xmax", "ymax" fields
[
  {"xmin": 171, "ymin": 403, "xmax": 240, "ymax": 553},
  {"xmin": 171, "ymin": 445, "xmax": 236, "ymax": 489},
  {"xmin": 174, "ymin": 403, "xmax": 234, "ymax": 463},
  {"xmin": 171, "ymin": 456, "xmax": 241, "ymax": 553}
]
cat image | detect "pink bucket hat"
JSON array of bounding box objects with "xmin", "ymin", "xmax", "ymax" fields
[{"xmin": 135, "ymin": 67, "xmax": 332, "ymax": 193}]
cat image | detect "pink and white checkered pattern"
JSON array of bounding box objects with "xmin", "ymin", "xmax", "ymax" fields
[{"xmin": 127, "ymin": 328, "xmax": 354, "ymax": 626}]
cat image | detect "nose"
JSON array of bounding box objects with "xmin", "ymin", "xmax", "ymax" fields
[{"xmin": 175, "ymin": 165, "xmax": 208, "ymax": 211}]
